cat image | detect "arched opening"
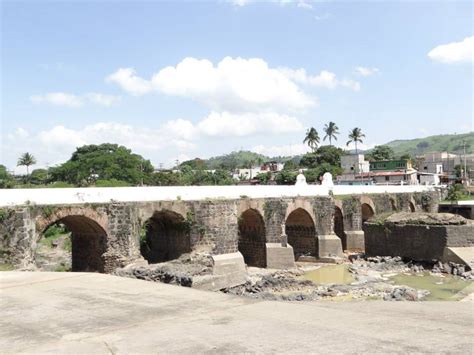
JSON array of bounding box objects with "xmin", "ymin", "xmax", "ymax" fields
[
  {"xmin": 390, "ymin": 198, "xmax": 397, "ymax": 211},
  {"xmin": 141, "ymin": 210, "xmax": 191, "ymax": 263},
  {"xmin": 409, "ymin": 202, "xmax": 416, "ymax": 213},
  {"xmin": 361, "ymin": 203, "xmax": 375, "ymax": 224},
  {"xmin": 334, "ymin": 207, "xmax": 346, "ymax": 251},
  {"xmin": 37, "ymin": 215, "xmax": 107, "ymax": 272},
  {"xmin": 285, "ymin": 208, "xmax": 317, "ymax": 260},
  {"xmin": 238, "ymin": 209, "xmax": 266, "ymax": 268}
]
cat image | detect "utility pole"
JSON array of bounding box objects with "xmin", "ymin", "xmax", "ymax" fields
[{"xmin": 463, "ymin": 140, "xmax": 467, "ymax": 184}]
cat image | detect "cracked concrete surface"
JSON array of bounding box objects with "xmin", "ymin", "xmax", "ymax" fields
[{"xmin": 0, "ymin": 272, "xmax": 473, "ymax": 354}]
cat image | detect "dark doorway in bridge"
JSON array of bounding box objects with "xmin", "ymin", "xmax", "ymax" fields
[
  {"xmin": 361, "ymin": 203, "xmax": 375, "ymax": 229},
  {"xmin": 38, "ymin": 216, "xmax": 107, "ymax": 272},
  {"xmin": 141, "ymin": 210, "xmax": 191, "ymax": 263},
  {"xmin": 409, "ymin": 202, "xmax": 416, "ymax": 213},
  {"xmin": 285, "ymin": 208, "xmax": 317, "ymax": 260},
  {"xmin": 390, "ymin": 198, "xmax": 397, "ymax": 211},
  {"xmin": 334, "ymin": 207, "xmax": 346, "ymax": 251},
  {"xmin": 238, "ymin": 209, "xmax": 266, "ymax": 268}
]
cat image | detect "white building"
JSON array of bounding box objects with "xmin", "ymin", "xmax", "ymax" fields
[{"xmin": 340, "ymin": 154, "xmax": 370, "ymax": 174}]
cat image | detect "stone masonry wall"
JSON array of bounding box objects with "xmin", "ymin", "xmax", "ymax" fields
[{"xmin": 365, "ymin": 223, "xmax": 473, "ymax": 261}]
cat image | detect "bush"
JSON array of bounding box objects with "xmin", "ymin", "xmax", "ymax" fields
[{"xmin": 94, "ymin": 179, "xmax": 131, "ymax": 187}]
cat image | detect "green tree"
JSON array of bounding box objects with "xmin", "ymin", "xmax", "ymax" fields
[
  {"xmin": 446, "ymin": 183, "xmax": 465, "ymax": 202},
  {"xmin": 17, "ymin": 152, "xmax": 37, "ymax": 182},
  {"xmin": 30, "ymin": 169, "xmax": 49, "ymax": 185},
  {"xmin": 283, "ymin": 159, "xmax": 298, "ymax": 171},
  {"xmin": 367, "ymin": 145, "xmax": 395, "ymax": 161},
  {"xmin": 300, "ymin": 146, "xmax": 344, "ymax": 168},
  {"xmin": 304, "ymin": 164, "xmax": 343, "ymax": 183},
  {"xmin": 346, "ymin": 127, "xmax": 365, "ymax": 154},
  {"xmin": 180, "ymin": 158, "xmax": 207, "ymax": 170},
  {"xmin": 50, "ymin": 144, "xmax": 154, "ymax": 186},
  {"xmin": 0, "ymin": 165, "xmax": 14, "ymax": 188},
  {"xmin": 255, "ymin": 172, "xmax": 272, "ymax": 185},
  {"xmin": 303, "ymin": 127, "xmax": 320, "ymax": 152},
  {"xmin": 323, "ymin": 121, "xmax": 339, "ymax": 146},
  {"xmin": 275, "ymin": 170, "xmax": 298, "ymax": 185}
]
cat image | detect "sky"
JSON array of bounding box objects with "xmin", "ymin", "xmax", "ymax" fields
[{"xmin": 1, "ymin": 0, "xmax": 473, "ymax": 173}]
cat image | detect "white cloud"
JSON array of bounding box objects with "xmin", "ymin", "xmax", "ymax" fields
[
  {"xmin": 85, "ymin": 93, "xmax": 121, "ymax": 106},
  {"xmin": 354, "ymin": 66, "xmax": 379, "ymax": 76},
  {"xmin": 30, "ymin": 92, "xmax": 83, "ymax": 107},
  {"xmin": 428, "ymin": 36, "xmax": 474, "ymax": 63},
  {"xmin": 197, "ymin": 111, "xmax": 304, "ymax": 137},
  {"xmin": 252, "ymin": 143, "xmax": 310, "ymax": 157},
  {"xmin": 7, "ymin": 127, "xmax": 29, "ymax": 140},
  {"xmin": 161, "ymin": 118, "xmax": 197, "ymax": 141},
  {"xmin": 106, "ymin": 67, "xmax": 153, "ymax": 95},
  {"xmin": 109, "ymin": 57, "xmax": 316, "ymax": 112},
  {"xmin": 280, "ymin": 68, "xmax": 361, "ymax": 92},
  {"xmin": 30, "ymin": 92, "xmax": 120, "ymax": 108},
  {"xmin": 297, "ymin": 1, "xmax": 313, "ymax": 10}
]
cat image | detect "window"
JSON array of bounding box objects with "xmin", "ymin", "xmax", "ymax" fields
[{"xmin": 385, "ymin": 176, "xmax": 390, "ymax": 181}]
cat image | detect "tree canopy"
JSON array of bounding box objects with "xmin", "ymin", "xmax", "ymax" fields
[
  {"xmin": 50, "ymin": 143, "xmax": 154, "ymax": 186},
  {"xmin": 366, "ymin": 145, "xmax": 395, "ymax": 161}
]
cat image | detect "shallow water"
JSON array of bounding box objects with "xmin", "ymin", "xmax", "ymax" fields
[
  {"xmin": 302, "ymin": 264, "xmax": 354, "ymax": 285},
  {"xmin": 390, "ymin": 272, "xmax": 473, "ymax": 301}
]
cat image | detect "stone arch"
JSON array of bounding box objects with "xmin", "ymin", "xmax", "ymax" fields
[
  {"xmin": 141, "ymin": 210, "xmax": 191, "ymax": 263},
  {"xmin": 334, "ymin": 206, "xmax": 346, "ymax": 250},
  {"xmin": 390, "ymin": 197, "xmax": 397, "ymax": 211},
  {"xmin": 238, "ymin": 209, "xmax": 266, "ymax": 268},
  {"xmin": 36, "ymin": 206, "xmax": 108, "ymax": 234},
  {"xmin": 38, "ymin": 214, "xmax": 108, "ymax": 272},
  {"xmin": 285, "ymin": 208, "xmax": 317, "ymax": 260},
  {"xmin": 361, "ymin": 203, "xmax": 375, "ymax": 224}
]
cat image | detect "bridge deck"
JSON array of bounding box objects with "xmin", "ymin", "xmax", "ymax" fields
[
  {"xmin": 0, "ymin": 185, "xmax": 436, "ymax": 207},
  {"xmin": 0, "ymin": 272, "xmax": 471, "ymax": 353}
]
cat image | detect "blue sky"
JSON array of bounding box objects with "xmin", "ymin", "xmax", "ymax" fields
[{"xmin": 1, "ymin": 0, "xmax": 473, "ymax": 172}]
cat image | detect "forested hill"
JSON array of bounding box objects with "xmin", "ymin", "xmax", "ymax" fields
[
  {"xmin": 180, "ymin": 151, "xmax": 296, "ymax": 170},
  {"xmin": 384, "ymin": 132, "xmax": 474, "ymax": 156}
]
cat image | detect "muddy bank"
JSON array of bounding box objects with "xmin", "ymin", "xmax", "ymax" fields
[
  {"xmin": 114, "ymin": 253, "xmax": 473, "ymax": 302},
  {"xmin": 223, "ymin": 256, "xmax": 473, "ymax": 302},
  {"xmin": 113, "ymin": 252, "xmax": 214, "ymax": 286}
]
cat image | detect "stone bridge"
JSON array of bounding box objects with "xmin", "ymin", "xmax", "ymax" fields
[{"xmin": 0, "ymin": 185, "xmax": 441, "ymax": 279}]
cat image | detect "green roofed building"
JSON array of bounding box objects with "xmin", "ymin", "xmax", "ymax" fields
[{"xmin": 369, "ymin": 159, "xmax": 412, "ymax": 171}]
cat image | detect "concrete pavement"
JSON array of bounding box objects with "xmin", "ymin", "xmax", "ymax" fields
[{"xmin": 1, "ymin": 272, "xmax": 473, "ymax": 354}]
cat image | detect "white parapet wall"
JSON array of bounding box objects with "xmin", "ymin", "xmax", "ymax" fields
[{"xmin": 0, "ymin": 184, "xmax": 437, "ymax": 207}]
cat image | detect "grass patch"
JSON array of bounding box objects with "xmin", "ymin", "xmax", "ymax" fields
[
  {"xmin": 40, "ymin": 224, "xmax": 72, "ymax": 252},
  {"xmin": 0, "ymin": 263, "xmax": 15, "ymax": 271},
  {"xmin": 333, "ymin": 194, "xmax": 354, "ymax": 201},
  {"xmin": 368, "ymin": 211, "xmax": 396, "ymax": 225}
]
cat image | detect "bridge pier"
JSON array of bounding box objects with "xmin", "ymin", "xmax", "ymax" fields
[
  {"xmin": 265, "ymin": 243, "xmax": 296, "ymax": 269},
  {"xmin": 317, "ymin": 234, "xmax": 343, "ymax": 258},
  {"xmin": 344, "ymin": 230, "xmax": 365, "ymax": 251}
]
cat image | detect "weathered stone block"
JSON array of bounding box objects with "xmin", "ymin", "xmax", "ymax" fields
[
  {"xmin": 265, "ymin": 243, "xmax": 296, "ymax": 269},
  {"xmin": 193, "ymin": 252, "xmax": 247, "ymax": 291},
  {"xmin": 317, "ymin": 234, "xmax": 343, "ymax": 258},
  {"xmin": 345, "ymin": 230, "xmax": 365, "ymax": 251}
]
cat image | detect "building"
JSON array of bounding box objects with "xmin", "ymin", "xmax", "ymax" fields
[
  {"xmin": 340, "ymin": 154, "xmax": 370, "ymax": 174},
  {"xmin": 420, "ymin": 151, "xmax": 473, "ymax": 184},
  {"xmin": 418, "ymin": 172, "xmax": 441, "ymax": 185},
  {"xmin": 260, "ymin": 161, "xmax": 284, "ymax": 172},
  {"xmin": 368, "ymin": 159, "xmax": 418, "ymax": 185},
  {"xmin": 337, "ymin": 154, "xmax": 372, "ymax": 185}
]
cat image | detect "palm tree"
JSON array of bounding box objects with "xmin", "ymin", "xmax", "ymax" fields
[
  {"xmin": 17, "ymin": 152, "xmax": 37, "ymax": 182},
  {"xmin": 346, "ymin": 128, "xmax": 365, "ymax": 154},
  {"xmin": 323, "ymin": 121, "xmax": 339, "ymax": 146},
  {"xmin": 303, "ymin": 127, "xmax": 320, "ymax": 152}
]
